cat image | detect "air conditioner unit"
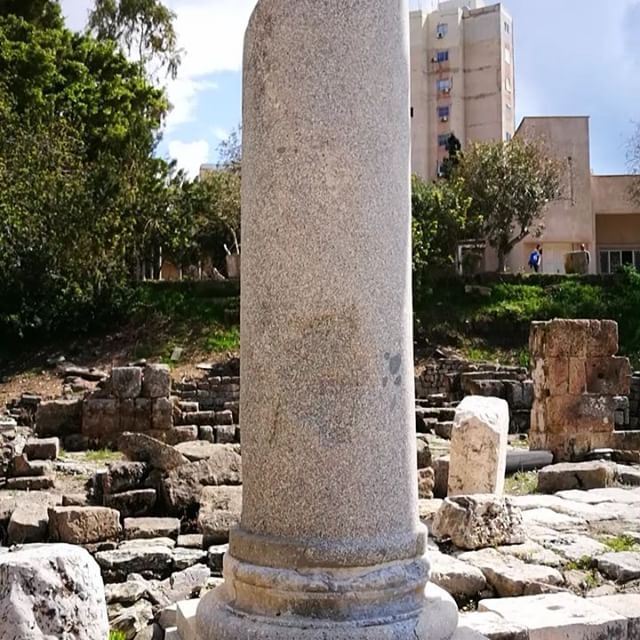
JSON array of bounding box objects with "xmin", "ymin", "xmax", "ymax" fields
[{"xmin": 431, "ymin": 56, "xmax": 439, "ymax": 63}]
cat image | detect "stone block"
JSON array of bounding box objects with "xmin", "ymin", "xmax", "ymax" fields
[
  {"xmin": 198, "ymin": 485, "xmax": 242, "ymax": 545},
  {"xmin": 5, "ymin": 476, "xmax": 55, "ymax": 490},
  {"xmin": 177, "ymin": 598, "xmax": 199, "ymax": 640},
  {"xmin": 432, "ymin": 495, "xmax": 525, "ymax": 551},
  {"xmin": 11, "ymin": 454, "xmax": 49, "ymax": 477},
  {"xmin": 449, "ymin": 396, "xmax": 509, "ymax": 496},
  {"xmin": 23, "ymin": 437, "xmax": 60, "ymax": 461},
  {"xmin": 597, "ymin": 551, "xmax": 640, "ymax": 583},
  {"xmin": 48, "ymin": 506, "xmax": 121, "ymax": 544},
  {"xmin": 8, "ymin": 504, "xmax": 49, "ymax": 544},
  {"xmin": 544, "ymin": 320, "xmax": 591, "ymax": 358},
  {"xmin": 124, "ymin": 517, "xmax": 181, "ymax": 540},
  {"xmin": 590, "ymin": 594, "xmax": 640, "ymax": 638},
  {"xmin": 433, "ymin": 456, "xmax": 450, "ymax": 499},
  {"xmin": 102, "ymin": 461, "xmax": 149, "ymax": 495},
  {"xmin": 429, "ymin": 551, "xmax": 487, "ymax": 599},
  {"xmin": 214, "ymin": 425, "xmax": 236, "ymax": 444},
  {"xmin": 458, "ymin": 611, "xmax": 529, "ymax": 640},
  {"xmin": 118, "ymin": 432, "xmax": 189, "ymax": 471},
  {"xmin": 537, "ymin": 461, "xmax": 617, "ymax": 494},
  {"xmin": 95, "ymin": 546, "xmax": 174, "ymax": 582},
  {"xmin": 199, "ymin": 426, "xmax": 214, "ymax": 442},
  {"xmin": 586, "ymin": 320, "xmax": 619, "ymax": 357},
  {"xmin": 584, "ymin": 357, "xmax": 632, "ymax": 395},
  {"xmin": 112, "ymin": 367, "xmax": 143, "ymax": 399},
  {"xmin": 35, "ymin": 398, "xmax": 82, "ymax": 437},
  {"xmin": 104, "ymin": 489, "xmax": 157, "ymax": 518},
  {"xmin": 208, "ymin": 544, "xmax": 228, "ymax": 575},
  {"xmin": 545, "ymin": 357, "xmax": 570, "ymax": 396},
  {"xmin": 82, "ymin": 398, "xmax": 118, "ymax": 439},
  {"xmin": 479, "ymin": 592, "xmax": 628, "ymax": 640},
  {"xmin": 143, "ymin": 364, "xmax": 171, "ymax": 398},
  {"xmin": 151, "ymin": 398, "xmax": 173, "ymax": 431},
  {"xmin": 167, "ymin": 425, "xmax": 199, "ymax": 444}
]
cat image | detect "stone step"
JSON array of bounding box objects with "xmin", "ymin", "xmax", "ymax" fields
[{"xmin": 176, "ymin": 598, "xmax": 199, "ymax": 640}]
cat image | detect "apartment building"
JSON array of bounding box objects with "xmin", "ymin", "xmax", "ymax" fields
[
  {"xmin": 410, "ymin": 0, "xmax": 515, "ymax": 179},
  {"xmin": 505, "ymin": 116, "xmax": 640, "ymax": 275}
]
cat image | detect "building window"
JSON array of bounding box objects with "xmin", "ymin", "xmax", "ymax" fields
[
  {"xmin": 599, "ymin": 249, "xmax": 640, "ymax": 274},
  {"xmin": 505, "ymin": 132, "xmax": 512, "ymax": 141},
  {"xmin": 437, "ymin": 78, "xmax": 452, "ymax": 93},
  {"xmin": 504, "ymin": 47, "xmax": 511, "ymax": 64},
  {"xmin": 436, "ymin": 23, "xmax": 448, "ymax": 38},
  {"xmin": 438, "ymin": 134, "xmax": 450, "ymax": 147},
  {"xmin": 438, "ymin": 105, "xmax": 450, "ymax": 119},
  {"xmin": 410, "ymin": 107, "xmax": 414, "ymax": 118},
  {"xmin": 505, "ymin": 76, "xmax": 512, "ymax": 92},
  {"xmin": 435, "ymin": 50, "xmax": 449, "ymax": 63},
  {"xmin": 504, "ymin": 21, "xmax": 510, "ymax": 34}
]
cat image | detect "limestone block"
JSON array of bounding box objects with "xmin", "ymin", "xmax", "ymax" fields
[
  {"xmin": 479, "ymin": 592, "xmax": 628, "ymax": 640},
  {"xmin": 112, "ymin": 367, "xmax": 143, "ymax": 399},
  {"xmin": 83, "ymin": 398, "xmax": 118, "ymax": 439},
  {"xmin": 433, "ymin": 456, "xmax": 450, "ymax": 499},
  {"xmin": 119, "ymin": 432, "xmax": 189, "ymax": 471},
  {"xmin": 177, "ymin": 534, "xmax": 204, "ymax": 550},
  {"xmin": 105, "ymin": 580, "xmax": 147, "ymax": 606},
  {"xmin": 199, "ymin": 426, "xmax": 214, "ymax": 442},
  {"xmin": 597, "ymin": 551, "xmax": 640, "ymax": 583},
  {"xmin": 542, "ymin": 357, "xmax": 569, "ymax": 395},
  {"xmin": 416, "ymin": 438, "xmax": 432, "ymax": 469},
  {"xmin": 458, "ymin": 611, "xmax": 529, "ymax": 640},
  {"xmin": 214, "ymin": 424, "xmax": 236, "ymax": 444},
  {"xmin": 449, "ymin": 396, "xmax": 508, "ymax": 496},
  {"xmin": 167, "ymin": 425, "xmax": 198, "ymax": 444},
  {"xmin": 586, "ymin": 320, "xmax": 619, "ymax": 357},
  {"xmin": 102, "ymin": 461, "xmax": 149, "ymax": 495},
  {"xmin": 35, "ymin": 398, "xmax": 82, "ymax": 437},
  {"xmin": 124, "ymin": 517, "xmax": 181, "ymax": 540},
  {"xmin": 175, "ymin": 441, "xmax": 229, "ymax": 462},
  {"xmin": 177, "ymin": 599, "xmax": 199, "ymax": 640},
  {"xmin": 417, "ymin": 467, "xmax": 435, "ymax": 499},
  {"xmin": 104, "ymin": 489, "xmax": 157, "ymax": 518},
  {"xmin": 172, "ymin": 548, "xmax": 208, "ymax": 572},
  {"xmin": 584, "ymin": 357, "xmax": 631, "ymax": 395},
  {"xmin": 537, "ymin": 461, "xmax": 617, "ymax": 494},
  {"xmin": 0, "ymin": 544, "xmax": 109, "ymax": 640},
  {"xmin": 8, "ymin": 504, "xmax": 49, "ymax": 544},
  {"xmin": 143, "ymin": 364, "xmax": 171, "ymax": 398},
  {"xmin": 5, "ymin": 475, "xmax": 55, "ymax": 490},
  {"xmin": 459, "ymin": 548, "xmax": 563, "ymax": 597},
  {"xmin": 11, "ymin": 454, "xmax": 49, "ymax": 477},
  {"xmin": 198, "ymin": 485, "xmax": 242, "ymax": 545},
  {"xmin": 590, "ymin": 594, "xmax": 640, "ymax": 638},
  {"xmin": 24, "ymin": 437, "xmax": 60, "ymax": 460},
  {"xmin": 429, "ymin": 551, "xmax": 487, "ymax": 599},
  {"xmin": 544, "ymin": 320, "xmax": 591, "ymax": 358},
  {"xmin": 432, "ymin": 495, "xmax": 525, "ymax": 550},
  {"xmin": 48, "ymin": 506, "xmax": 121, "ymax": 544},
  {"xmin": 109, "ymin": 598, "xmax": 154, "ymax": 637},
  {"xmin": 207, "ymin": 543, "xmax": 228, "ymax": 575},
  {"xmin": 151, "ymin": 397, "xmax": 173, "ymax": 431},
  {"xmin": 95, "ymin": 546, "xmax": 174, "ymax": 582}
]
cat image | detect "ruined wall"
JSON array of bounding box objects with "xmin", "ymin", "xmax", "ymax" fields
[{"xmin": 529, "ymin": 319, "xmax": 632, "ymax": 461}]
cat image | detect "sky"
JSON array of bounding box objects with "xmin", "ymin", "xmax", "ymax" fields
[{"xmin": 60, "ymin": 0, "xmax": 640, "ymax": 177}]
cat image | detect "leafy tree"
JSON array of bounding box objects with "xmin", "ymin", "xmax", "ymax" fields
[
  {"xmin": 0, "ymin": 0, "xmax": 63, "ymax": 28},
  {"xmin": 88, "ymin": 0, "xmax": 181, "ymax": 80},
  {"xmin": 198, "ymin": 170, "xmax": 242, "ymax": 255},
  {"xmin": 454, "ymin": 139, "xmax": 563, "ymax": 272},
  {"xmin": 411, "ymin": 175, "xmax": 474, "ymax": 287},
  {"xmin": 217, "ymin": 126, "xmax": 242, "ymax": 174},
  {"xmin": 629, "ymin": 124, "xmax": 640, "ymax": 205}
]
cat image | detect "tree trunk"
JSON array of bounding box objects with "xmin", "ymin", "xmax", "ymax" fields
[{"xmin": 497, "ymin": 251, "xmax": 506, "ymax": 272}]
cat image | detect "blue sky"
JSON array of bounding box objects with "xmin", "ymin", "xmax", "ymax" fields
[{"xmin": 61, "ymin": 0, "xmax": 640, "ymax": 177}]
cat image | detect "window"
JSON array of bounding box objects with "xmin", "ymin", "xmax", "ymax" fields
[
  {"xmin": 410, "ymin": 107, "xmax": 414, "ymax": 118},
  {"xmin": 505, "ymin": 132, "xmax": 512, "ymax": 141},
  {"xmin": 504, "ymin": 47, "xmax": 511, "ymax": 64},
  {"xmin": 436, "ymin": 23, "xmax": 448, "ymax": 38},
  {"xmin": 437, "ymin": 78, "xmax": 452, "ymax": 93},
  {"xmin": 434, "ymin": 50, "xmax": 449, "ymax": 63},
  {"xmin": 438, "ymin": 105, "xmax": 450, "ymax": 119},
  {"xmin": 504, "ymin": 20, "xmax": 510, "ymax": 34},
  {"xmin": 505, "ymin": 76, "xmax": 512, "ymax": 92},
  {"xmin": 599, "ymin": 249, "xmax": 640, "ymax": 274},
  {"xmin": 438, "ymin": 134, "xmax": 450, "ymax": 147}
]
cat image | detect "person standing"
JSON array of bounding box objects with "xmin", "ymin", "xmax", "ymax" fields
[{"xmin": 528, "ymin": 245, "xmax": 542, "ymax": 273}]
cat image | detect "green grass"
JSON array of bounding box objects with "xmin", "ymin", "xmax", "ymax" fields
[
  {"xmin": 109, "ymin": 631, "xmax": 126, "ymax": 640},
  {"xmin": 504, "ymin": 471, "xmax": 538, "ymax": 496},
  {"xmin": 82, "ymin": 449, "xmax": 122, "ymax": 463},
  {"xmin": 602, "ymin": 534, "xmax": 639, "ymax": 553},
  {"xmin": 566, "ymin": 556, "xmax": 595, "ymax": 571}
]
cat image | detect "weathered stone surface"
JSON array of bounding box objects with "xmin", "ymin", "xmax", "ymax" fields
[
  {"xmin": 95, "ymin": 546, "xmax": 174, "ymax": 582},
  {"xmin": 199, "ymin": 426, "xmax": 214, "ymax": 443},
  {"xmin": 597, "ymin": 551, "xmax": 640, "ymax": 583},
  {"xmin": 35, "ymin": 398, "xmax": 82, "ymax": 437},
  {"xmin": 105, "ymin": 579, "xmax": 148, "ymax": 606},
  {"xmin": 120, "ymin": 538, "xmax": 176, "ymax": 550},
  {"xmin": 429, "ymin": 551, "xmax": 487, "ymax": 599},
  {"xmin": 432, "ymin": 495, "xmax": 525, "ymax": 550},
  {"xmin": 161, "ymin": 451, "xmax": 242, "ymax": 514},
  {"xmin": 104, "ymin": 489, "xmax": 157, "ymax": 518},
  {"xmin": 24, "ymin": 436, "xmax": 60, "ymax": 460},
  {"xmin": 207, "ymin": 544, "xmax": 228, "ymax": 575},
  {"xmin": 496, "ymin": 541, "xmax": 564, "ymax": 568},
  {"xmin": 479, "ymin": 592, "xmax": 628, "ymax": 640},
  {"xmin": 541, "ymin": 534, "xmax": 607, "ymax": 563},
  {"xmin": 434, "ymin": 455, "xmax": 450, "ymax": 499},
  {"xmin": 417, "ymin": 438, "xmax": 432, "ymax": 469},
  {"xmin": 418, "ymin": 467, "xmax": 435, "ymax": 499},
  {"xmin": 590, "ymin": 594, "xmax": 640, "ymax": 638},
  {"xmin": 537, "ymin": 461, "xmax": 617, "ymax": 494},
  {"xmin": 143, "ymin": 364, "xmax": 171, "ymax": 398},
  {"xmin": 102, "ymin": 461, "xmax": 150, "ymax": 495},
  {"xmin": 119, "ymin": 432, "xmax": 188, "ymax": 471},
  {"xmin": 0, "ymin": 544, "xmax": 109, "ymax": 640},
  {"xmin": 449, "ymin": 396, "xmax": 509, "ymax": 496},
  {"xmin": 49, "ymin": 506, "xmax": 121, "ymax": 544},
  {"xmin": 0, "ymin": 492, "xmax": 62, "ymax": 522},
  {"xmin": 112, "ymin": 367, "xmax": 143, "ymax": 399},
  {"xmin": 167, "ymin": 425, "xmax": 198, "ymax": 444},
  {"xmin": 109, "ymin": 599, "xmax": 154, "ymax": 639},
  {"xmin": 151, "ymin": 398, "xmax": 173, "ymax": 431},
  {"xmin": 214, "ymin": 424, "xmax": 236, "ymax": 444},
  {"xmin": 178, "ymin": 534, "xmax": 204, "ymax": 549},
  {"xmin": 173, "ymin": 548, "xmax": 208, "ymax": 572},
  {"xmin": 125, "ymin": 517, "xmax": 181, "ymax": 540},
  {"xmin": 7, "ymin": 504, "xmax": 49, "ymax": 544},
  {"xmin": 521, "ymin": 508, "xmax": 585, "ymax": 532},
  {"xmin": 12, "ymin": 454, "xmax": 49, "ymax": 477},
  {"xmin": 5, "ymin": 475, "xmax": 55, "ymax": 490},
  {"xmin": 83, "ymin": 398, "xmax": 119, "ymax": 439},
  {"xmin": 198, "ymin": 486, "xmax": 242, "ymax": 545},
  {"xmin": 458, "ymin": 611, "xmax": 528, "ymax": 640},
  {"xmin": 459, "ymin": 548, "xmax": 564, "ymax": 597},
  {"xmin": 175, "ymin": 441, "xmax": 231, "ymax": 462}
]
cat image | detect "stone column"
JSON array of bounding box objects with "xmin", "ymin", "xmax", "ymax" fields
[{"xmin": 196, "ymin": 1, "xmax": 458, "ymax": 638}]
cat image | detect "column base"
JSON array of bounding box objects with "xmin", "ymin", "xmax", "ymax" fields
[{"xmin": 196, "ymin": 580, "xmax": 458, "ymax": 640}]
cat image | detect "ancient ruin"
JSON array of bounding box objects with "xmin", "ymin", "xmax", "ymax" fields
[{"xmin": 530, "ymin": 319, "xmax": 634, "ymax": 461}]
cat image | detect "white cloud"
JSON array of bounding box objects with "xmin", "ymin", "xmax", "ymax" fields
[
  {"xmin": 212, "ymin": 127, "xmax": 229, "ymax": 141},
  {"xmin": 168, "ymin": 139, "xmax": 210, "ymax": 177},
  {"xmin": 165, "ymin": 77, "xmax": 218, "ymax": 132}
]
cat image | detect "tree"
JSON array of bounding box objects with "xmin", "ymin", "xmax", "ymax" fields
[
  {"xmin": 0, "ymin": 0, "xmax": 63, "ymax": 28},
  {"xmin": 411, "ymin": 174, "xmax": 474, "ymax": 286},
  {"xmin": 454, "ymin": 138, "xmax": 563, "ymax": 272},
  {"xmin": 88, "ymin": 0, "xmax": 181, "ymax": 80},
  {"xmin": 217, "ymin": 126, "xmax": 242, "ymax": 174},
  {"xmin": 629, "ymin": 124, "xmax": 640, "ymax": 205}
]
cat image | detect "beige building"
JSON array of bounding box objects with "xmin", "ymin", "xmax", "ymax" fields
[
  {"xmin": 410, "ymin": 0, "xmax": 515, "ymax": 179},
  {"xmin": 507, "ymin": 116, "xmax": 640, "ymax": 275}
]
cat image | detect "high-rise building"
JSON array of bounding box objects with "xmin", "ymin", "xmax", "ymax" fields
[{"xmin": 410, "ymin": 0, "xmax": 515, "ymax": 179}]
